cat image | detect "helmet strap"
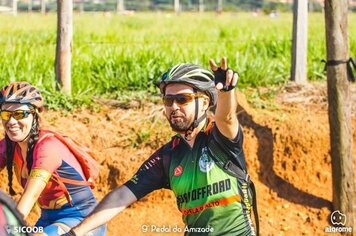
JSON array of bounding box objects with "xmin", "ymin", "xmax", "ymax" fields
[
  {"xmin": 19, "ymin": 112, "xmax": 36, "ymax": 143},
  {"xmin": 184, "ymin": 89, "xmax": 207, "ymax": 141}
]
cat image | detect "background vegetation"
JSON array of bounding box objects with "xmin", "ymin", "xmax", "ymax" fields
[
  {"xmin": 0, "ymin": 12, "xmax": 355, "ymax": 109},
  {"xmin": 14, "ymin": 0, "xmax": 294, "ymax": 12}
]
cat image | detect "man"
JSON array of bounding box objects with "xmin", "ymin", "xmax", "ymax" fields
[{"xmin": 65, "ymin": 57, "xmax": 256, "ymax": 236}]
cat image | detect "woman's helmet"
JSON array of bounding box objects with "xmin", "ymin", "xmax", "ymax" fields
[
  {"xmin": 157, "ymin": 64, "xmax": 217, "ymax": 106},
  {"xmin": 0, "ymin": 82, "xmax": 44, "ymax": 110}
]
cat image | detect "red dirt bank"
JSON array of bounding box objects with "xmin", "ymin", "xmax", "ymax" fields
[{"xmin": 0, "ymin": 84, "xmax": 355, "ymax": 236}]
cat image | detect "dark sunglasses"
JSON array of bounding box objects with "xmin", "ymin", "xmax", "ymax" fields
[
  {"xmin": 0, "ymin": 110, "xmax": 35, "ymax": 121},
  {"xmin": 162, "ymin": 93, "xmax": 207, "ymax": 107}
]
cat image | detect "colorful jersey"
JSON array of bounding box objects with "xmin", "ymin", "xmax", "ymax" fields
[
  {"xmin": 0, "ymin": 130, "xmax": 97, "ymax": 210},
  {"xmin": 0, "ymin": 130, "xmax": 106, "ymax": 235},
  {"xmin": 125, "ymin": 121, "xmax": 255, "ymax": 235}
]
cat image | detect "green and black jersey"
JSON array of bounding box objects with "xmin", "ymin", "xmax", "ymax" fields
[{"xmin": 125, "ymin": 121, "xmax": 255, "ymax": 235}]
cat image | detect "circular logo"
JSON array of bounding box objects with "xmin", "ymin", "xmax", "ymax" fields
[
  {"xmin": 199, "ymin": 147, "xmax": 214, "ymax": 173},
  {"xmin": 174, "ymin": 165, "xmax": 183, "ymax": 176}
]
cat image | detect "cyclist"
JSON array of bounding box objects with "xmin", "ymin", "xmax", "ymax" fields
[
  {"xmin": 65, "ymin": 57, "xmax": 256, "ymax": 236},
  {"xmin": 0, "ymin": 82, "xmax": 107, "ymax": 235}
]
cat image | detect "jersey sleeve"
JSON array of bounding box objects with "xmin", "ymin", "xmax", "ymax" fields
[
  {"xmin": 124, "ymin": 148, "xmax": 170, "ymax": 200},
  {"xmin": 210, "ymin": 124, "xmax": 247, "ymax": 171},
  {"xmin": 32, "ymin": 136, "xmax": 63, "ymax": 174},
  {"xmin": 0, "ymin": 139, "xmax": 7, "ymax": 170}
]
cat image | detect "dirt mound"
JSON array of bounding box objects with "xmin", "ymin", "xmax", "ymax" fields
[{"xmin": 0, "ymin": 83, "xmax": 355, "ymax": 235}]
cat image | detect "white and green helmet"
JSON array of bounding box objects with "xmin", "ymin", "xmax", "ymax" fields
[{"xmin": 157, "ymin": 63, "xmax": 217, "ymax": 106}]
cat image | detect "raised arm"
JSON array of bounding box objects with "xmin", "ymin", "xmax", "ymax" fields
[
  {"xmin": 209, "ymin": 57, "xmax": 239, "ymax": 139},
  {"xmin": 71, "ymin": 185, "xmax": 137, "ymax": 236}
]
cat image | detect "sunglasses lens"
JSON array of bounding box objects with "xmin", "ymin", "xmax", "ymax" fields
[
  {"xmin": 175, "ymin": 95, "xmax": 192, "ymax": 105},
  {"xmin": 13, "ymin": 111, "xmax": 26, "ymax": 120},
  {"xmin": 0, "ymin": 111, "xmax": 11, "ymax": 121},
  {"xmin": 0, "ymin": 110, "xmax": 31, "ymax": 121},
  {"xmin": 163, "ymin": 94, "xmax": 195, "ymax": 106},
  {"xmin": 163, "ymin": 98, "xmax": 173, "ymax": 106}
]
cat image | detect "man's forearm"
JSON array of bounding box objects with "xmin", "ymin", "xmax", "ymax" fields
[
  {"xmin": 215, "ymin": 90, "xmax": 239, "ymax": 139},
  {"xmin": 73, "ymin": 185, "xmax": 137, "ymax": 236},
  {"xmin": 216, "ymin": 90, "xmax": 237, "ymax": 119}
]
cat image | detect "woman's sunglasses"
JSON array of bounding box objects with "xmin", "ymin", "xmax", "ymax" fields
[
  {"xmin": 0, "ymin": 110, "xmax": 35, "ymax": 121},
  {"xmin": 162, "ymin": 93, "xmax": 208, "ymax": 107}
]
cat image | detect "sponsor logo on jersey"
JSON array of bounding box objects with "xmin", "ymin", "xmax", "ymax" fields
[
  {"xmin": 176, "ymin": 178, "xmax": 232, "ymax": 204},
  {"xmin": 143, "ymin": 156, "xmax": 161, "ymax": 170},
  {"xmin": 199, "ymin": 147, "xmax": 214, "ymax": 173},
  {"xmin": 130, "ymin": 174, "xmax": 139, "ymax": 184},
  {"xmin": 174, "ymin": 165, "xmax": 183, "ymax": 176}
]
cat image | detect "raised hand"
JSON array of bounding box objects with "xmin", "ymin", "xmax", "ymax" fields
[{"xmin": 209, "ymin": 57, "xmax": 238, "ymax": 92}]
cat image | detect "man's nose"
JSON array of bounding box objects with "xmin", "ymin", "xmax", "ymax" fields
[{"xmin": 170, "ymin": 100, "xmax": 180, "ymax": 110}]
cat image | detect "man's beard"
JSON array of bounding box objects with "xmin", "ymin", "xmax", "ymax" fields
[{"xmin": 168, "ymin": 111, "xmax": 192, "ymax": 132}]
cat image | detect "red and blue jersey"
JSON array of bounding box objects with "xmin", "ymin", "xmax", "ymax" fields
[{"xmin": 0, "ymin": 130, "xmax": 96, "ymax": 210}]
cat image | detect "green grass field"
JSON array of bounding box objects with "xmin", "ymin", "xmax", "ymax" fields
[{"xmin": 0, "ymin": 12, "xmax": 355, "ymax": 109}]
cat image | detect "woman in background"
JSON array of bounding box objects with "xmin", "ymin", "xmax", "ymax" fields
[{"xmin": 0, "ymin": 81, "xmax": 106, "ymax": 235}]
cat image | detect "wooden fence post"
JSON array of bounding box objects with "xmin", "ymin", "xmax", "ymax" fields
[
  {"xmin": 217, "ymin": 0, "xmax": 222, "ymax": 14},
  {"xmin": 199, "ymin": 0, "xmax": 204, "ymax": 12},
  {"xmin": 324, "ymin": 0, "xmax": 355, "ymax": 231},
  {"xmin": 117, "ymin": 0, "xmax": 124, "ymax": 14},
  {"xmin": 12, "ymin": 0, "xmax": 17, "ymax": 16},
  {"xmin": 41, "ymin": 0, "xmax": 46, "ymax": 14},
  {"xmin": 291, "ymin": 0, "xmax": 308, "ymax": 84},
  {"xmin": 28, "ymin": 0, "xmax": 32, "ymax": 13},
  {"xmin": 55, "ymin": 0, "xmax": 72, "ymax": 94},
  {"xmin": 174, "ymin": 0, "xmax": 180, "ymax": 15}
]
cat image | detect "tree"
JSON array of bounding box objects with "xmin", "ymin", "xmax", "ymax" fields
[
  {"xmin": 55, "ymin": 0, "xmax": 73, "ymax": 94},
  {"xmin": 324, "ymin": 0, "xmax": 355, "ymax": 231}
]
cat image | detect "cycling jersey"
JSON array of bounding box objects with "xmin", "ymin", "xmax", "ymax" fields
[
  {"xmin": 0, "ymin": 130, "xmax": 106, "ymax": 235},
  {"xmin": 125, "ymin": 120, "xmax": 255, "ymax": 235}
]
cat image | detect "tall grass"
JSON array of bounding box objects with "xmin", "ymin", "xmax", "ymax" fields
[{"xmin": 0, "ymin": 12, "xmax": 355, "ymax": 109}]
